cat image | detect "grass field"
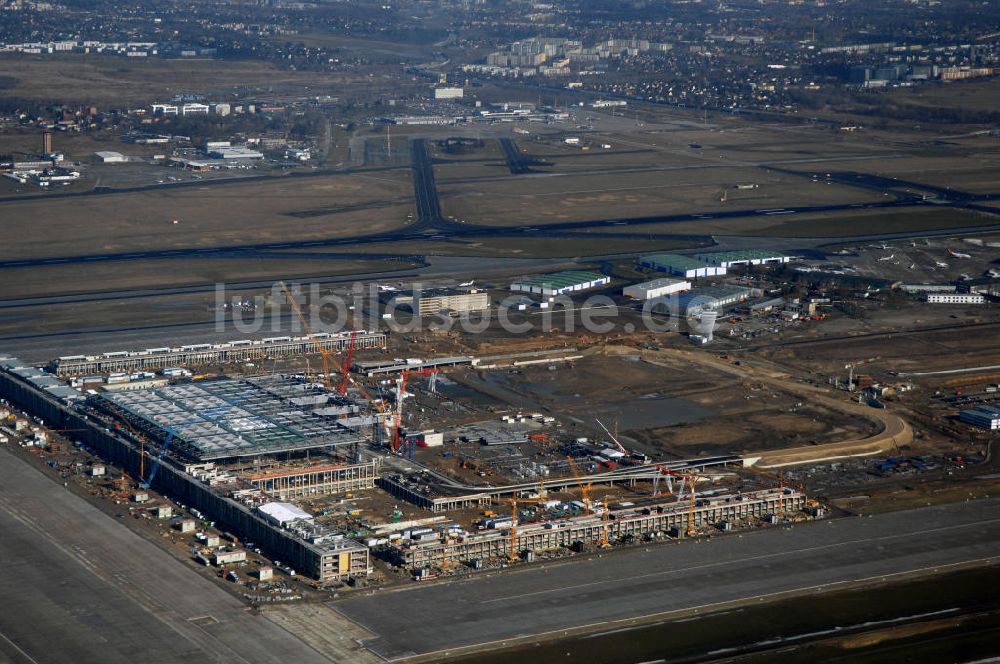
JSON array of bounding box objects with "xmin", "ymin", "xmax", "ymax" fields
[
  {"xmin": 0, "ymin": 54, "xmax": 362, "ymax": 104},
  {"xmin": 0, "ymin": 256, "xmax": 419, "ymax": 299},
  {"xmin": 0, "ymin": 172, "xmax": 413, "ymax": 260},
  {"xmin": 439, "ymin": 167, "xmax": 882, "ymax": 227}
]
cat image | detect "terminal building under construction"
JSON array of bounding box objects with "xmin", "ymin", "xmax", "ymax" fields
[
  {"xmin": 49, "ymin": 331, "xmax": 386, "ymax": 376},
  {"xmin": 387, "ymin": 488, "xmax": 807, "ymax": 569},
  {"xmin": 93, "ymin": 375, "xmax": 370, "ymax": 462}
]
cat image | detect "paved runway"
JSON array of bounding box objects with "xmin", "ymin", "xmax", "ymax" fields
[
  {"xmin": 0, "ymin": 447, "xmax": 330, "ymax": 664},
  {"xmin": 335, "ymin": 497, "xmax": 1000, "ymax": 660}
]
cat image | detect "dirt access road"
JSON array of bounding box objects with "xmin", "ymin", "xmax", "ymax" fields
[{"xmin": 598, "ymin": 344, "xmax": 912, "ymax": 468}]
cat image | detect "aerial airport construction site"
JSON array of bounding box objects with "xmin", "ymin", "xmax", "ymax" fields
[{"xmin": 2, "ymin": 244, "xmax": 998, "ymax": 590}]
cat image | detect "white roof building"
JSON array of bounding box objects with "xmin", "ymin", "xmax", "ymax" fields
[
  {"xmin": 207, "ymin": 146, "xmax": 264, "ymax": 160},
  {"xmin": 95, "ymin": 151, "xmax": 127, "ymax": 163},
  {"xmin": 623, "ymin": 277, "xmax": 691, "ymax": 300},
  {"xmin": 258, "ymin": 501, "xmax": 313, "ymax": 526}
]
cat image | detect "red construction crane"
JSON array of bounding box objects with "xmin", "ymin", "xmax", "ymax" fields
[
  {"xmin": 391, "ymin": 368, "xmax": 440, "ymax": 452},
  {"xmin": 281, "ymin": 283, "xmax": 393, "ymax": 441},
  {"xmin": 338, "ymin": 330, "xmax": 357, "ymax": 396}
]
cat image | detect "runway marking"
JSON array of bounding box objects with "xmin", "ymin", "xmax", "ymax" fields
[
  {"xmin": 480, "ymin": 517, "xmax": 1000, "ymax": 604},
  {"xmin": 0, "ymin": 629, "xmax": 40, "ymax": 664}
]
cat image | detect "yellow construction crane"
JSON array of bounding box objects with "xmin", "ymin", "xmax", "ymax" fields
[
  {"xmin": 600, "ymin": 496, "xmax": 615, "ymax": 548},
  {"xmin": 744, "ymin": 465, "xmax": 804, "ymax": 517},
  {"xmin": 280, "ymin": 283, "xmax": 339, "ymax": 392},
  {"xmin": 490, "ymin": 496, "xmax": 521, "ymax": 563},
  {"xmin": 565, "ymin": 456, "xmax": 594, "ymax": 514},
  {"xmin": 686, "ymin": 475, "xmax": 698, "ymax": 537}
]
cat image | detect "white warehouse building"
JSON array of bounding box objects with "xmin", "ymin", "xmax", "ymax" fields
[
  {"xmin": 95, "ymin": 151, "xmax": 127, "ymax": 163},
  {"xmin": 926, "ymin": 293, "xmax": 985, "ymax": 304},
  {"xmin": 623, "ymin": 277, "xmax": 691, "ymax": 300},
  {"xmin": 639, "ymin": 254, "xmax": 726, "ymax": 279},
  {"xmin": 693, "ymin": 250, "xmax": 789, "ymax": 268}
]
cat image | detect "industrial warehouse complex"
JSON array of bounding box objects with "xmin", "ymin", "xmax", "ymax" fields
[{"xmin": 639, "ymin": 251, "xmax": 788, "ymax": 279}]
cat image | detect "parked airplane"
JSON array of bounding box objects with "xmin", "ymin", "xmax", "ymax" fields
[
  {"xmin": 947, "ymin": 248, "xmax": 972, "ymax": 259},
  {"xmin": 935, "ymin": 261, "xmax": 949, "ymax": 268},
  {"xmin": 877, "ymin": 254, "xmax": 895, "ymax": 262},
  {"xmin": 908, "ymin": 263, "xmax": 917, "ymax": 270},
  {"xmin": 458, "ymin": 280, "xmax": 475, "ymax": 287},
  {"xmin": 870, "ymin": 243, "xmax": 891, "ymax": 250},
  {"xmin": 377, "ymin": 284, "xmax": 398, "ymax": 292}
]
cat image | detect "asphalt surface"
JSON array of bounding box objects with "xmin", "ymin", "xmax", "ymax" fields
[
  {"xmin": 0, "ymin": 447, "xmax": 331, "ymax": 664},
  {"xmin": 410, "ymin": 138, "xmax": 444, "ymax": 228},
  {"xmin": 335, "ymin": 497, "xmax": 1000, "ymax": 660},
  {"xmin": 498, "ymin": 137, "xmax": 546, "ymax": 175}
]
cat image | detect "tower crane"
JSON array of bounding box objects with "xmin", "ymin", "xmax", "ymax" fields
[
  {"xmin": 490, "ymin": 496, "xmax": 521, "ymax": 563},
  {"xmin": 565, "ymin": 456, "xmax": 594, "ymax": 514},
  {"xmin": 338, "ymin": 330, "xmax": 357, "ymax": 396},
  {"xmin": 654, "ymin": 465, "xmax": 701, "ymax": 535},
  {"xmin": 599, "ymin": 495, "xmax": 616, "ymax": 548},
  {"xmin": 743, "ymin": 465, "xmax": 804, "ymax": 516},
  {"xmin": 281, "ymin": 283, "xmax": 338, "ymax": 392},
  {"xmin": 281, "ymin": 282, "xmax": 394, "ymax": 443},
  {"xmin": 685, "ymin": 475, "xmax": 699, "ymax": 537},
  {"xmin": 391, "ymin": 368, "xmax": 440, "ymax": 452},
  {"xmin": 492, "ymin": 488, "xmax": 566, "ymax": 561}
]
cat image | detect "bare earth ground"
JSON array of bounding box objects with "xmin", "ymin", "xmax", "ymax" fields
[{"xmin": 461, "ymin": 354, "xmax": 877, "ymax": 459}]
